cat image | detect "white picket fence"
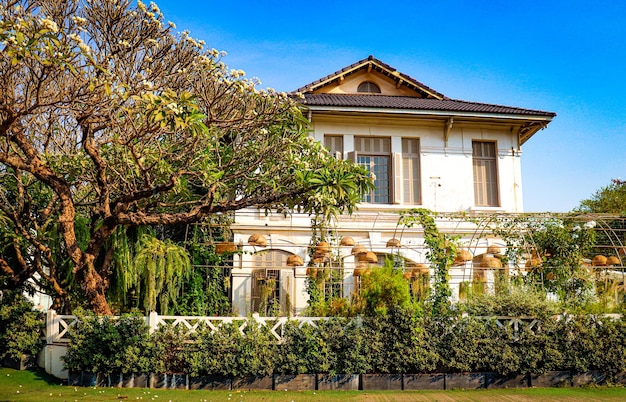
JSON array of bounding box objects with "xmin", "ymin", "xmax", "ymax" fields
[
  {"xmin": 45, "ymin": 310, "xmax": 624, "ymax": 345},
  {"xmin": 45, "ymin": 310, "xmax": 326, "ymax": 344}
]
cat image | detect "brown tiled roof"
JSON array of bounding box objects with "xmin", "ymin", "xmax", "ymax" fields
[
  {"xmin": 300, "ymin": 93, "xmax": 556, "ymax": 118},
  {"xmin": 295, "ymin": 55, "xmax": 448, "ymax": 100}
]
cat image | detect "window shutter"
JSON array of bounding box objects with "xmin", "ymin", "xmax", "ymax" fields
[
  {"xmin": 280, "ymin": 269, "xmax": 294, "ymax": 315},
  {"xmin": 347, "ymin": 150, "xmax": 357, "ymax": 163},
  {"xmin": 392, "ymin": 152, "xmax": 402, "ymax": 204}
]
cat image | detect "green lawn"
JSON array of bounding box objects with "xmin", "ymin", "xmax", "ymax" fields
[{"xmin": 2, "ymin": 368, "xmax": 626, "ymax": 402}]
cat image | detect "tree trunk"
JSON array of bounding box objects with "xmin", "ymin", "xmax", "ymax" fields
[{"xmin": 75, "ymin": 255, "xmax": 113, "ymax": 315}]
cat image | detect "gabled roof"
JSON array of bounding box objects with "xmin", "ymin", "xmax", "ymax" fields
[
  {"xmin": 292, "ymin": 56, "xmax": 556, "ymax": 144},
  {"xmin": 300, "ymin": 94, "xmax": 556, "ymax": 117},
  {"xmin": 295, "ymin": 55, "xmax": 447, "ymax": 100}
]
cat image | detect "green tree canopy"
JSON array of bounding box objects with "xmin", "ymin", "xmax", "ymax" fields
[
  {"xmin": 578, "ymin": 179, "xmax": 626, "ymax": 214},
  {"xmin": 0, "ymin": 0, "xmax": 373, "ymax": 314}
]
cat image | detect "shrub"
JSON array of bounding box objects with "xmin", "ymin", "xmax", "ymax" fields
[
  {"xmin": 146, "ymin": 325, "xmax": 190, "ymax": 374},
  {"xmin": 0, "ymin": 291, "xmax": 44, "ymax": 360},
  {"xmin": 62, "ymin": 309, "xmax": 150, "ymax": 374},
  {"xmin": 188, "ymin": 319, "xmax": 276, "ymax": 377},
  {"xmin": 358, "ymin": 265, "xmax": 412, "ymax": 316}
]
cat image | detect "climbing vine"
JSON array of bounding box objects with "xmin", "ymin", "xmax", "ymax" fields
[{"xmin": 400, "ymin": 208, "xmax": 459, "ymax": 315}]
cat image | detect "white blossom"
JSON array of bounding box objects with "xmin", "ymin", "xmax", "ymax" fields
[
  {"xmin": 583, "ymin": 220, "xmax": 597, "ymax": 229},
  {"xmin": 39, "ymin": 17, "xmax": 58, "ymax": 33}
]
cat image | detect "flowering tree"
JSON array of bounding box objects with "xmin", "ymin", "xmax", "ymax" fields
[{"xmin": 0, "ymin": 0, "xmax": 372, "ymax": 314}]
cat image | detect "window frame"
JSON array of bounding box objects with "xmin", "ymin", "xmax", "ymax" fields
[{"xmin": 472, "ymin": 140, "xmax": 500, "ymax": 207}]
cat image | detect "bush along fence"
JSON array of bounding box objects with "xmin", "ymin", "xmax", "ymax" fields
[{"xmin": 40, "ymin": 307, "xmax": 626, "ymax": 391}]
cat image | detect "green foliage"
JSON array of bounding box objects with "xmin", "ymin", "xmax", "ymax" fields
[
  {"xmin": 0, "ymin": 291, "xmax": 44, "ymax": 360},
  {"xmin": 0, "ymin": 0, "xmax": 373, "ymax": 314},
  {"xmin": 358, "ymin": 264, "xmax": 412, "ymax": 316},
  {"xmin": 62, "ymin": 308, "xmax": 150, "ymax": 374},
  {"xmin": 400, "ymin": 209, "xmax": 458, "ymax": 315},
  {"xmin": 145, "ymin": 325, "xmax": 190, "ymax": 374},
  {"xmin": 176, "ymin": 242, "xmax": 231, "ymax": 316},
  {"xmin": 364, "ymin": 307, "xmax": 437, "ymax": 374},
  {"xmin": 526, "ymin": 219, "xmax": 596, "ymax": 307},
  {"xmin": 188, "ymin": 320, "xmax": 276, "ymax": 377},
  {"xmin": 61, "ymin": 309, "xmax": 626, "ymax": 378},
  {"xmin": 458, "ymin": 284, "xmax": 560, "ymax": 319},
  {"xmin": 130, "ymin": 234, "xmax": 192, "ymax": 314},
  {"xmin": 578, "ymin": 179, "xmax": 626, "ymax": 214}
]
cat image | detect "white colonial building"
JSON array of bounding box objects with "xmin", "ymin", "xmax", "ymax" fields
[{"xmin": 228, "ymin": 56, "xmax": 556, "ymax": 316}]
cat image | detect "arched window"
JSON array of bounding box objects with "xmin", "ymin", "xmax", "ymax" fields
[{"xmin": 357, "ymin": 81, "xmax": 381, "ymax": 94}]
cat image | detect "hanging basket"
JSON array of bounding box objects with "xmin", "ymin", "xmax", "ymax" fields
[
  {"xmin": 453, "ymin": 249, "xmax": 473, "ymax": 265},
  {"xmin": 481, "ymin": 256, "xmax": 502, "ymax": 268},
  {"xmin": 340, "ymin": 236, "xmax": 355, "ymax": 247},
  {"xmin": 351, "ymin": 244, "xmax": 367, "ymax": 255},
  {"xmin": 312, "ymin": 252, "xmax": 329, "ymax": 264},
  {"xmin": 606, "ymin": 256, "xmax": 620, "ymax": 266},
  {"xmin": 592, "ymin": 255, "xmax": 607, "ymax": 266},
  {"xmin": 487, "ymin": 245, "xmax": 501, "ymax": 255},
  {"xmin": 248, "ymin": 234, "xmax": 267, "ymax": 247},
  {"xmin": 215, "ymin": 242, "xmax": 236, "ymax": 254},
  {"xmin": 386, "ymin": 238, "xmax": 401, "ymax": 248},
  {"xmin": 287, "ymin": 255, "xmax": 304, "ymax": 266},
  {"xmin": 315, "ymin": 241, "xmax": 331, "ymax": 254},
  {"xmin": 357, "ymin": 251, "xmax": 378, "ymax": 264}
]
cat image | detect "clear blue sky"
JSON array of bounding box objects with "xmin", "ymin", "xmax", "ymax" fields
[{"xmin": 154, "ymin": 0, "xmax": 626, "ymax": 212}]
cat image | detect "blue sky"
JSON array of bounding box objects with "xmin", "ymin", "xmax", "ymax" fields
[{"xmin": 154, "ymin": 0, "xmax": 626, "ymax": 212}]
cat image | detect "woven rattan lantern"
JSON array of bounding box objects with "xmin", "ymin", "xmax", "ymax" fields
[
  {"xmin": 312, "ymin": 252, "xmax": 329, "ymax": 264},
  {"xmin": 287, "ymin": 255, "xmax": 304, "ymax": 267},
  {"xmin": 340, "ymin": 236, "xmax": 355, "ymax": 247},
  {"xmin": 362, "ymin": 251, "xmax": 378, "ymax": 264},
  {"xmin": 592, "ymin": 255, "xmax": 608, "ymax": 266},
  {"xmin": 606, "ymin": 256, "xmax": 621, "ymax": 266},
  {"xmin": 481, "ymin": 256, "xmax": 502, "ymax": 268},
  {"xmin": 215, "ymin": 242, "xmax": 237, "ymax": 254},
  {"xmin": 351, "ymin": 243, "xmax": 367, "ymax": 255},
  {"xmin": 453, "ymin": 249, "xmax": 473, "ymax": 265},
  {"xmin": 403, "ymin": 271, "xmax": 413, "ymax": 280},
  {"xmin": 353, "ymin": 262, "xmax": 370, "ymax": 277},
  {"xmin": 386, "ymin": 238, "xmax": 401, "ymax": 248},
  {"xmin": 315, "ymin": 241, "xmax": 331, "ymax": 254},
  {"xmin": 248, "ymin": 234, "xmax": 267, "ymax": 247},
  {"xmin": 487, "ymin": 244, "xmax": 502, "ymax": 255},
  {"xmin": 412, "ymin": 264, "xmax": 429, "ymax": 277}
]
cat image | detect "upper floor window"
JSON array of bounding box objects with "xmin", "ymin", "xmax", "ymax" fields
[
  {"xmin": 402, "ymin": 138, "xmax": 421, "ymax": 204},
  {"xmin": 472, "ymin": 141, "xmax": 499, "ymax": 207},
  {"xmin": 357, "ymin": 81, "xmax": 381, "ymax": 94},
  {"xmin": 324, "ymin": 135, "xmax": 344, "ymax": 159},
  {"xmin": 354, "ymin": 136, "xmax": 391, "ymax": 204}
]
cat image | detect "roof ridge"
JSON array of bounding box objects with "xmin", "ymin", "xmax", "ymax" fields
[{"xmin": 293, "ymin": 56, "xmax": 448, "ymax": 100}]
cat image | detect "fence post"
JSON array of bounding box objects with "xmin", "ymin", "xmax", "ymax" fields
[
  {"xmin": 46, "ymin": 309, "xmax": 57, "ymax": 345},
  {"xmin": 148, "ymin": 311, "xmax": 159, "ymax": 334}
]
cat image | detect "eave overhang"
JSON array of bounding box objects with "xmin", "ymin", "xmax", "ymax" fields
[{"xmin": 303, "ymin": 105, "xmax": 554, "ymax": 145}]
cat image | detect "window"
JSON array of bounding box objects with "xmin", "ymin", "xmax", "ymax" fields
[
  {"xmin": 472, "ymin": 141, "xmax": 499, "ymax": 207},
  {"xmin": 357, "ymin": 81, "xmax": 381, "ymax": 94},
  {"xmin": 354, "ymin": 137, "xmax": 391, "ymax": 204},
  {"xmin": 402, "ymin": 138, "xmax": 421, "ymax": 204},
  {"xmin": 324, "ymin": 135, "xmax": 343, "ymax": 159},
  {"xmin": 251, "ymin": 250, "xmax": 294, "ymax": 316}
]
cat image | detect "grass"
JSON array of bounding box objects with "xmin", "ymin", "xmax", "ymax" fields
[{"xmin": 2, "ymin": 368, "xmax": 626, "ymax": 402}]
